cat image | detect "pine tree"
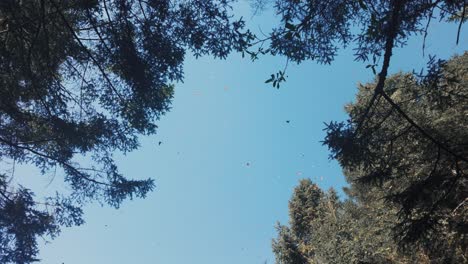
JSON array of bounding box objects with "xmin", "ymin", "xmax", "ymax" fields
[
  {"xmin": 0, "ymin": 1, "xmax": 253, "ymax": 262},
  {"xmin": 324, "ymin": 53, "xmax": 468, "ymax": 259},
  {"xmin": 273, "ymin": 53, "xmax": 468, "ymax": 264}
]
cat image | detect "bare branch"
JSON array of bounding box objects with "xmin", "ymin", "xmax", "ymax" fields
[
  {"xmin": 380, "ymin": 91, "xmax": 468, "ymax": 163},
  {"xmin": 0, "ymin": 136, "xmax": 110, "ymax": 187},
  {"xmin": 49, "ymin": 0, "xmax": 125, "ymax": 104}
]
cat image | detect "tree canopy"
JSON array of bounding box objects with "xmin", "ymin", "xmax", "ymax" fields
[
  {"xmin": 250, "ymin": 0, "xmax": 467, "ymax": 253},
  {"xmin": 0, "ymin": 0, "xmax": 466, "ymax": 263},
  {"xmin": 0, "ymin": 1, "xmax": 252, "ymax": 262},
  {"xmin": 273, "ymin": 52, "xmax": 467, "ymax": 264},
  {"xmin": 250, "ymin": 0, "xmax": 465, "ymax": 84},
  {"xmin": 325, "ymin": 52, "xmax": 468, "ymax": 258}
]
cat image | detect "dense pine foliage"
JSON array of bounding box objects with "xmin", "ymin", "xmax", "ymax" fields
[
  {"xmin": 273, "ymin": 53, "xmax": 467, "ymax": 264},
  {"xmin": 0, "ymin": 0, "xmax": 466, "ymax": 263},
  {"xmin": 0, "ymin": 1, "xmax": 252, "ymax": 262}
]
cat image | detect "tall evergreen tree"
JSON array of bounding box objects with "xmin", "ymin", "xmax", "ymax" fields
[
  {"xmin": 0, "ymin": 1, "xmax": 253, "ymax": 262},
  {"xmin": 251, "ymin": 0, "xmax": 466, "ymax": 248},
  {"xmin": 272, "ymin": 179, "xmax": 323, "ymax": 264},
  {"xmin": 273, "ymin": 53, "xmax": 467, "ymax": 264},
  {"xmin": 325, "ymin": 52, "xmax": 467, "ymax": 261}
]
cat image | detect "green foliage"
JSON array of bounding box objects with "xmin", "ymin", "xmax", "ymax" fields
[
  {"xmin": 266, "ymin": 0, "xmax": 463, "ymax": 64},
  {"xmin": 265, "ymin": 1, "xmax": 467, "ymax": 261},
  {"xmin": 324, "ymin": 53, "xmax": 468, "ymax": 255},
  {"xmin": 249, "ymin": 0, "xmax": 465, "ymax": 88},
  {"xmin": 273, "ymin": 178, "xmax": 421, "ymax": 263},
  {"xmin": 273, "ymin": 53, "xmax": 468, "ymax": 263},
  {"xmin": 264, "ymin": 70, "xmax": 287, "ymax": 89},
  {"xmin": 272, "ymin": 224, "xmax": 308, "ymax": 264},
  {"xmin": 0, "ymin": 1, "xmax": 253, "ymax": 262},
  {"xmin": 288, "ymin": 179, "xmax": 322, "ymax": 240}
]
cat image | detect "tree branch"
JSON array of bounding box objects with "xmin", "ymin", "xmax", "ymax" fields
[
  {"xmin": 354, "ymin": 0, "xmax": 406, "ymax": 135},
  {"xmin": 380, "ymin": 91, "xmax": 468, "ymax": 163},
  {"xmin": 456, "ymin": 2, "xmax": 466, "ymax": 45},
  {"xmin": 0, "ymin": 136, "xmax": 110, "ymax": 187},
  {"xmin": 49, "ymin": 0, "xmax": 125, "ymax": 104}
]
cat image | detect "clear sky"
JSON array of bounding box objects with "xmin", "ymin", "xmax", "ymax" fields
[{"xmin": 29, "ymin": 2, "xmax": 466, "ymax": 264}]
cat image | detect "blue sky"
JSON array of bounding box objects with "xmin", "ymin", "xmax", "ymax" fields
[{"xmin": 30, "ymin": 2, "xmax": 467, "ymax": 264}]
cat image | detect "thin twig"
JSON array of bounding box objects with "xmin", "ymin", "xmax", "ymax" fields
[{"xmin": 49, "ymin": 0, "xmax": 125, "ymax": 103}]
